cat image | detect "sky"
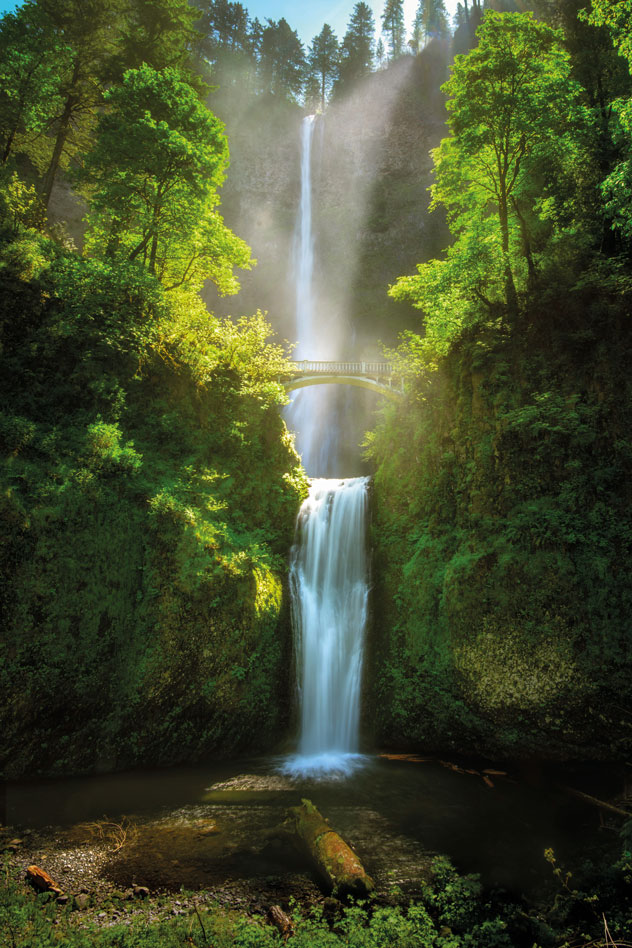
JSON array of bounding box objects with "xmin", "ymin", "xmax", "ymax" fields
[
  {"xmin": 0, "ymin": 0, "xmax": 460, "ymax": 45},
  {"xmin": 245, "ymin": 0, "xmax": 459, "ymax": 45}
]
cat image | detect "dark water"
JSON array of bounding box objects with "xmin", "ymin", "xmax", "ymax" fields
[{"xmin": 4, "ymin": 755, "xmax": 620, "ymax": 899}]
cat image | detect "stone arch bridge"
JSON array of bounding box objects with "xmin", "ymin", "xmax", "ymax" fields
[{"xmin": 282, "ymin": 361, "xmax": 403, "ymax": 399}]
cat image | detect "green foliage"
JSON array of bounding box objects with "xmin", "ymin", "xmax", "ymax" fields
[
  {"xmin": 335, "ymin": 3, "xmax": 375, "ymax": 95},
  {"xmin": 368, "ymin": 278, "xmax": 632, "ymax": 756},
  {"xmin": 0, "ymin": 221, "xmax": 305, "ymax": 779},
  {"xmin": 306, "ymin": 24, "xmax": 339, "ymax": 111},
  {"xmin": 80, "ymin": 64, "xmax": 252, "ymax": 292},
  {"xmin": 411, "ymin": 0, "xmax": 449, "ymax": 52},
  {"xmin": 0, "ymin": 4, "xmax": 70, "ymax": 166},
  {"xmin": 381, "ymin": 0, "xmax": 406, "ymax": 60},
  {"xmin": 2, "ymin": 847, "xmax": 629, "ymax": 948},
  {"xmin": 260, "ymin": 18, "xmax": 306, "ymax": 100},
  {"xmin": 391, "ymin": 11, "xmax": 588, "ymax": 342}
]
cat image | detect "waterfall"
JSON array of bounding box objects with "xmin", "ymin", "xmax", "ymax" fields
[
  {"xmin": 294, "ymin": 115, "xmax": 315, "ymax": 357},
  {"xmin": 285, "ymin": 115, "xmax": 338, "ymax": 475},
  {"xmin": 283, "ymin": 117, "xmax": 370, "ymax": 778},
  {"xmin": 283, "ymin": 477, "xmax": 369, "ymax": 777}
]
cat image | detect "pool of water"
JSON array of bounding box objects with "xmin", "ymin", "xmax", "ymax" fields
[{"xmin": 3, "ymin": 754, "xmax": 619, "ymax": 900}]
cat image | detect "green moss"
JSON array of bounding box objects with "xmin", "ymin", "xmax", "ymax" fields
[
  {"xmin": 367, "ymin": 289, "xmax": 632, "ymax": 758},
  {"xmin": 0, "ymin": 229, "xmax": 307, "ymax": 779}
]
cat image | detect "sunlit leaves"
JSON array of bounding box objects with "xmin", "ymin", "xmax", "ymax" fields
[
  {"xmin": 391, "ymin": 11, "xmax": 584, "ymax": 355},
  {"xmin": 80, "ymin": 64, "xmax": 252, "ymax": 293}
]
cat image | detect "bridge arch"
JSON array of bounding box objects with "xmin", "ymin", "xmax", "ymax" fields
[{"xmin": 282, "ymin": 361, "xmax": 403, "ymax": 400}]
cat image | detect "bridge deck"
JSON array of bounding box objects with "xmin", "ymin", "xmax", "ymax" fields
[
  {"xmin": 289, "ymin": 360, "xmax": 393, "ymax": 376},
  {"xmin": 283, "ymin": 360, "xmax": 402, "ymax": 398}
]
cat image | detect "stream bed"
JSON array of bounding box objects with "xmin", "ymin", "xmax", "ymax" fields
[{"xmin": 3, "ymin": 754, "xmax": 624, "ymax": 909}]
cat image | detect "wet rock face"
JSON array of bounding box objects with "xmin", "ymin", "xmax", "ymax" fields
[{"xmin": 205, "ymin": 46, "xmax": 451, "ymax": 352}]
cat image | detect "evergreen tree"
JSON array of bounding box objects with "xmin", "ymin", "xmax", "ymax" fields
[
  {"xmin": 307, "ymin": 23, "xmax": 339, "ymax": 111},
  {"xmin": 194, "ymin": 0, "xmax": 250, "ymax": 63},
  {"xmin": 411, "ymin": 0, "xmax": 449, "ymax": 52},
  {"xmin": 260, "ymin": 18, "xmax": 305, "ymax": 100},
  {"xmin": 381, "ymin": 0, "xmax": 405, "ymax": 60},
  {"xmin": 336, "ymin": 2, "xmax": 375, "ymax": 92},
  {"xmin": 117, "ymin": 0, "xmax": 200, "ymax": 76},
  {"xmin": 376, "ymin": 37, "xmax": 387, "ymax": 68}
]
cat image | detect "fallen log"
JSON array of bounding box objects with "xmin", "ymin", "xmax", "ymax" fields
[
  {"xmin": 286, "ymin": 799, "xmax": 374, "ymax": 899},
  {"xmin": 26, "ymin": 865, "xmax": 63, "ymax": 897},
  {"xmin": 267, "ymin": 905, "xmax": 294, "ymax": 941},
  {"xmin": 558, "ymin": 785, "xmax": 630, "ymax": 819}
]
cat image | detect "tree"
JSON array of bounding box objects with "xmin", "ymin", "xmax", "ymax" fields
[
  {"xmin": 391, "ymin": 11, "xmax": 583, "ymax": 346},
  {"xmin": 80, "ymin": 65, "xmax": 251, "ymax": 293},
  {"xmin": 35, "ymin": 0, "xmax": 127, "ymax": 208},
  {"xmin": 260, "ymin": 18, "xmax": 305, "ymax": 100},
  {"xmin": 381, "ymin": 0, "xmax": 405, "ymax": 60},
  {"xmin": 411, "ymin": 0, "xmax": 449, "ymax": 52},
  {"xmin": 376, "ymin": 38, "xmax": 387, "ymax": 69},
  {"xmin": 307, "ymin": 24, "xmax": 339, "ymax": 111},
  {"xmin": 194, "ymin": 0, "xmax": 250, "ymax": 63},
  {"xmin": 336, "ymin": 2, "xmax": 375, "ymax": 92},
  {"xmin": 0, "ymin": 4, "xmax": 69, "ymax": 165},
  {"xmin": 583, "ymin": 0, "xmax": 632, "ymax": 241},
  {"xmin": 116, "ymin": 0, "xmax": 200, "ymax": 76}
]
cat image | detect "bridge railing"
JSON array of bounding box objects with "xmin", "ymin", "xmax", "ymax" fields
[{"xmin": 290, "ymin": 360, "xmax": 393, "ymax": 376}]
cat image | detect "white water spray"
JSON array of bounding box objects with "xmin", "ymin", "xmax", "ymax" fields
[
  {"xmin": 283, "ymin": 478, "xmax": 369, "ymax": 778},
  {"xmin": 286, "ymin": 115, "xmax": 338, "ymax": 475},
  {"xmin": 294, "ymin": 115, "xmax": 315, "ymax": 357},
  {"xmin": 283, "ymin": 117, "xmax": 370, "ymax": 778}
]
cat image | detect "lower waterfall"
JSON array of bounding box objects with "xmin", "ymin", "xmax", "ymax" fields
[{"xmin": 283, "ymin": 476, "xmax": 370, "ymax": 777}]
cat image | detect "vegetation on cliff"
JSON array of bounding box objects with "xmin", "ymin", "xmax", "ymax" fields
[
  {"xmin": 367, "ymin": 6, "xmax": 632, "ymax": 758},
  {"xmin": 0, "ymin": 0, "xmax": 306, "ymax": 779}
]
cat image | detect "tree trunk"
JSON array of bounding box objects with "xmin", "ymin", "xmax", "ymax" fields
[
  {"xmin": 287, "ymin": 799, "xmax": 374, "ymax": 898},
  {"xmin": 41, "ymin": 59, "xmax": 82, "ymax": 209},
  {"xmin": 498, "ymin": 193, "xmax": 518, "ymax": 314},
  {"xmin": 511, "ymin": 197, "xmax": 537, "ymax": 293},
  {"xmin": 2, "ymin": 121, "xmax": 19, "ymax": 164}
]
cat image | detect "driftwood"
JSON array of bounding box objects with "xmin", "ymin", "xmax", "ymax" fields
[
  {"xmin": 267, "ymin": 905, "xmax": 294, "ymax": 941},
  {"xmin": 559, "ymin": 785, "xmax": 630, "ymax": 819},
  {"xmin": 286, "ymin": 799, "xmax": 374, "ymax": 899},
  {"xmin": 26, "ymin": 865, "xmax": 63, "ymax": 896}
]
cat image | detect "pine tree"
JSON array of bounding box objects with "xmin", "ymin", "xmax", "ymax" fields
[
  {"xmin": 307, "ymin": 23, "xmax": 339, "ymax": 111},
  {"xmin": 260, "ymin": 18, "xmax": 305, "ymax": 100},
  {"xmin": 412, "ymin": 0, "xmax": 449, "ymax": 51},
  {"xmin": 376, "ymin": 37, "xmax": 386, "ymax": 68},
  {"xmin": 337, "ymin": 2, "xmax": 375, "ymax": 92},
  {"xmin": 381, "ymin": 0, "xmax": 405, "ymax": 60}
]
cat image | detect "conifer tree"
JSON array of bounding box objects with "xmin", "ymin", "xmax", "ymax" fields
[
  {"xmin": 411, "ymin": 0, "xmax": 449, "ymax": 52},
  {"xmin": 376, "ymin": 37, "xmax": 387, "ymax": 68},
  {"xmin": 260, "ymin": 18, "xmax": 305, "ymax": 100},
  {"xmin": 337, "ymin": 2, "xmax": 375, "ymax": 92},
  {"xmin": 307, "ymin": 23, "xmax": 339, "ymax": 111},
  {"xmin": 381, "ymin": 0, "xmax": 406, "ymax": 60}
]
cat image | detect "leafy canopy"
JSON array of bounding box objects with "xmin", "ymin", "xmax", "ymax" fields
[
  {"xmin": 391, "ymin": 11, "xmax": 583, "ymax": 354},
  {"xmin": 80, "ymin": 64, "xmax": 252, "ymax": 293}
]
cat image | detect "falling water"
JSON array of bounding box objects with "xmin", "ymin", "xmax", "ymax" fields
[
  {"xmin": 283, "ymin": 477, "xmax": 370, "ymax": 777},
  {"xmin": 294, "ymin": 115, "xmax": 315, "ymax": 356},
  {"xmin": 283, "ymin": 117, "xmax": 370, "ymax": 778},
  {"xmin": 286, "ymin": 115, "xmax": 338, "ymax": 475}
]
